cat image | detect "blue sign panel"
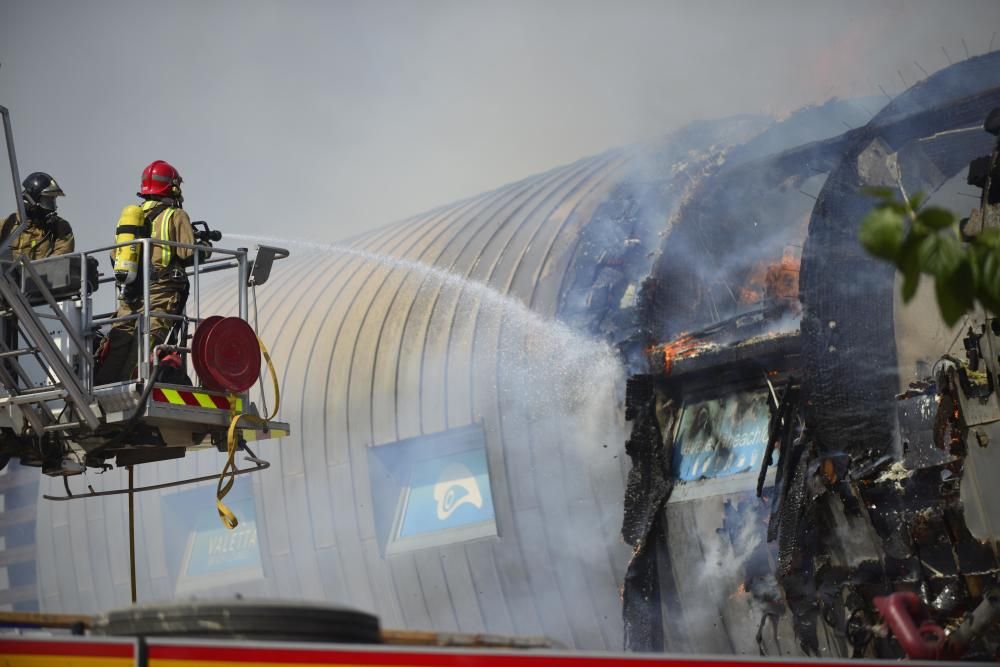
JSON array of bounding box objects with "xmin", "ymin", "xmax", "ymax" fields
[
  {"xmin": 161, "ymin": 482, "xmax": 263, "ymax": 594},
  {"xmin": 398, "ymin": 449, "xmax": 495, "ymax": 538},
  {"xmin": 184, "ymin": 496, "xmax": 261, "ymax": 577},
  {"xmin": 672, "ymin": 390, "xmax": 771, "ymax": 481}
]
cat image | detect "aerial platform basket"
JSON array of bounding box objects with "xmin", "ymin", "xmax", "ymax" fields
[{"xmin": 0, "ymin": 103, "xmax": 290, "ymax": 495}]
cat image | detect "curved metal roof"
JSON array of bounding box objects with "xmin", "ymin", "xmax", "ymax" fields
[
  {"xmin": 32, "ymin": 148, "xmax": 642, "ymax": 649},
  {"xmin": 18, "ymin": 95, "xmax": 900, "ymax": 649},
  {"xmin": 800, "ymin": 50, "xmax": 1000, "ymax": 458}
]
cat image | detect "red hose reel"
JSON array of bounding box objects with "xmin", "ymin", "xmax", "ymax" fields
[{"xmin": 191, "ymin": 316, "xmax": 262, "ymax": 393}]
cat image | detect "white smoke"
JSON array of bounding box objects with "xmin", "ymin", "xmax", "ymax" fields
[{"xmin": 234, "ymin": 235, "xmax": 630, "ymax": 648}]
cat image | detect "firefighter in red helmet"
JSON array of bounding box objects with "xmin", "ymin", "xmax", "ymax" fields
[{"xmin": 95, "ymin": 160, "xmax": 199, "ymax": 384}]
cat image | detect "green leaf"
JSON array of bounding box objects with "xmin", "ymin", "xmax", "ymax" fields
[
  {"xmin": 935, "ymin": 259, "xmax": 974, "ymax": 327},
  {"xmin": 902, "ymin": 266, "xmax": 921, "ymax": 302},
  {"xmin": 908, "ymin": 192, "xmax": 928, "ymax": 211},
  {"xmin": 888, "ymin": 201, "xmax": 910, "ymax": 217},
  {"xmin": 969, "ymin": 244, "xmax": 983, "ymax": 286},
  {"xmin": 978, "ymin": 228, "xmax": 1000, "ymax": 250},
  {"xmin": 979, "ymin": 295, "xmax": 1000, "ymax": 317},
  {"xmin": 899, "ymin": 233, "xmax": 923, "ymax": 302},
  {"xmin": 862, "ymin": 186, "xmax": 896, "ymax": 201},
  {"xmin": 917, "ymin": 206, "xmax": 956, "ymax": 231},
  {"xmin": 918, "ymin": 233, "xmax": 962, "ymax": 279},
  {"xmin": 979, "ymin": 248, "xmax": 1000, "ymax": 307},
  {"xmin": 859, "ymin": 207, "xmax": 905, "ymax": 260}
]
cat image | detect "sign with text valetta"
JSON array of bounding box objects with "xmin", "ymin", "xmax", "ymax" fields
[
  {"xmin": 162, "ymin": 485, "xmax": 264, "ymax": 595},
  {"xmin": 184, "ymin": 497, "xmax": 262, "ymax": 577}
]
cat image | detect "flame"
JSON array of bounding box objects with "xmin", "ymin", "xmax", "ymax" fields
[
  {"xmin": 766, "ymin": 249, "xmax": 801, "ymax": 306},
  {"xmin": 661, "ymin": 333, "xmax": 699, "ymax": 375},
  {"xmin": 740, "ymin": 261, "xmax": 769, "ymax": 304},
  {"xmin": 729, "ymin": 582, "xmax": 748, "ymax": 599},
  {"xmin": 949, "ymin": 402, "xmax": 964, "ymax": 452},
  {"xmin": 738, "ymin": 247, "xmax": 801, "ymax": 308}
]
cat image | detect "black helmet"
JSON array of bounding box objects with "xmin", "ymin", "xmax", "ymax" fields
[{"xmin": 22, "ymin": 172, "xmax": 65, "ymax": 213}]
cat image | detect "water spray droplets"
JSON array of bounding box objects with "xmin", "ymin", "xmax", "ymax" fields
[{"xmin": 237, "ymin": 235, "xmax": 625, "ymax": 421}]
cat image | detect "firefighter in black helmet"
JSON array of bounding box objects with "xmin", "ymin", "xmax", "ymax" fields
[
  {"xmin": 0, "ymin": 173, "xmax": 75, "ymax": 471},
  {"xmin": 0, "ymin": 172, "xmax": 75, "ymax": 259}
]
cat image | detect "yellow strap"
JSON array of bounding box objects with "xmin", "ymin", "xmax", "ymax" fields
[{"xmin": 216, "ymin": 335, "xmax": 280, "ymax": 529}]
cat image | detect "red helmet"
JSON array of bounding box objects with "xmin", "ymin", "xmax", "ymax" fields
[{"xmin": 139, "ymin": 160, "xmax": 182, "ymax": 197}]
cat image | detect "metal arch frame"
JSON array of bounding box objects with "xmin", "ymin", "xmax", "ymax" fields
[{"xmin": 800, "ymin": 50, "xmax": 1000, "ymax": 458}]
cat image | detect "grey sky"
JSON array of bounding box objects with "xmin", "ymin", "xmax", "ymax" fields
[{"xmin": 1, "ymin": 0, "xmax": 998, "ymax": 251}]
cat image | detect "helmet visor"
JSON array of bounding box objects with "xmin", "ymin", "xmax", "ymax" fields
[{"xmin": 40, "ymin": 178, "xmax": 65, "ymax": 198}]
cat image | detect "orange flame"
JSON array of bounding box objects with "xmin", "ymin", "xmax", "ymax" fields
[
  {"xmin": 729, "ymin": 582, "xmax": 748, "ymax": 599},
  {"xmin": 738, "ymin": 247, "xmax": 801, "ymax": 308},
  {"xmin": 661, "ymin": 333, "xmax": 698, "ymax": 375}
]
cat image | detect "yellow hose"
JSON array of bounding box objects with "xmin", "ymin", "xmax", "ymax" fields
[{"xmin": 216, "ymin": 336, "xmax": 280, "ymax": 529}]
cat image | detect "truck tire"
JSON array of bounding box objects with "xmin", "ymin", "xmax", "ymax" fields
[{"xmin": 93, "ymin": 599, "xmax": 381, "ymax": 644}]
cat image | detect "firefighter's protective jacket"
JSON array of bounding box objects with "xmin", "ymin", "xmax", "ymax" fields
[
  {"xmin": 108, "ymin": 200, "xmax": 195, "ymax": 330},
  {"xmin": 0, "ymin": 213, "xmax": 75, "ymax": 260},
  {"xmin": 140, "ymin": 200, "xmax": 195, "ymax": 272}
]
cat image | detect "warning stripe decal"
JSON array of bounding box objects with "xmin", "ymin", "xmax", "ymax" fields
[
  {"xmin": 152, "ymin": 388, "xmax": 243, "ymax": 412},
  {"xmin": 179, "ymin": 390, "xmax": 201, "ymax": 407},
  {"xmin": 195, "ymin": 393, "xmax": 218, "ymax": 409}
]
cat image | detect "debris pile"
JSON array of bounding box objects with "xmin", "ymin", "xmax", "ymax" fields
[{"xmin": 619, "ymin": 51, "xmax": 1000, "ymax": 659}]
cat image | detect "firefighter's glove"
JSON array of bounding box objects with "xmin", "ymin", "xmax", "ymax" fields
[{"xmin": 195, "ymin": 240, "xmax": 213, "ymax": 263}]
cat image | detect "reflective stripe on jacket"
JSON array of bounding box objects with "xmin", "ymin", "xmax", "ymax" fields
[{"xmin": 140, "ymin": 200, "xmax": 194, "ymax": 269}]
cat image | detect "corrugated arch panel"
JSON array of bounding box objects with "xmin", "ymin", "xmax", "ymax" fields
[{"xmin": 29, "ymin": 138, "xmax": 724, "ymax": 648}]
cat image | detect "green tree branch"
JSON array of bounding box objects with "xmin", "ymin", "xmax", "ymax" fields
[{"xmin": 859, "ymin": 189, "xmax": 998, "ymax": 326}]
